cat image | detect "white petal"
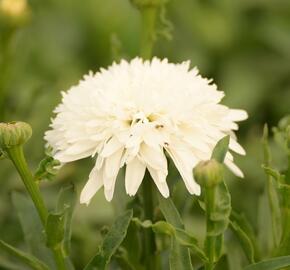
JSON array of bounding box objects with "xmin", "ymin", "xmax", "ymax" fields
[
  {"xmin": 225, "ymin": 159, "xmax": 244, "ymax": 178},
  {"xmin": 147, "ymin": 166, "xmax": 169, "ymax": 198},
  {"xmin": 125, "ymin": 157, "xmax": 146, "ymax": 196},
  {"xmin": 100, "ymin": 136, "xmax": 123, "ymax": 157},
  {"xmin": 55, "ymin": 149, "xmax": 93, "ymax": 163},
  {"xmin": 228, "ymin": 109, "xmax": 248, "ymax": 121},
  {"xmin": 229, "ymin": 138, "xmax": 246, "ymax": 155},
  {"xmin": 103, "ymin": 148, "xmax": 124, "ymax": 191},
  {"xmin": 80, "ymin": 164, "xmax": 104, "ymax": 205},
  {"xmin": 104, "ymin": 176, "xmax": 118, "ymax": 202},
  {"xmin": 166, "ymin": 147, "xmax": 200, "ymax": 195},
  {"xmin": 139, "ymin": 143, "xmax": 167, "ymax": 172},
  {"xmin": 64, "ymin": 141, "xmax": 95, "ymax": 155}
]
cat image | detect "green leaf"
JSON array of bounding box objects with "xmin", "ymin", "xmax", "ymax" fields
[
  {"xmin": 229, "ymin": 220, "xmax": 255, "ymax": 263},
  {"xmin": 244, "ymin": 256, "xmax": 290, "ymax": 270},
  {"xmin": 121, "ymin": 222, "xmax": 142, "ymax": 269},
  {"xmin": 12, "ymin": 192, "xmax": 54, "ymax": 267},
  {"xmin": 211, "ymin": 135, "xmax": 230, "ymax": 163},
  {"xmin": 56, "ymin": 184, "xmax": 77, "ymax": 256},
  {"xmin": 262, "ymin": 124, "xmax": 271, "ymax": 166},
  {"xmin": 84, "ymin": 209, "xmax": 133, "ymax": 270},
  {"xmin": 208, "ymin": 182, "xmax": 231, "ymax": 236},
  {"xmin": 157, "ymin": 193, "xmax": 193, "ymax": 270},
  {"xmin": 0, "ymin": 239, "xmax": 49, "ymax": 270},
  {"xmin": 34, "ymin": 147, "xmax": 60, "ymax": 181},
  {"xmin": 133, "ymin": 217, "xmax": 207, "ymax": 261},
  {"xmin": 45, "ymin": 212, "xmax": 65, "ymax": 249},
  {"xmin": 113, "ymin": 247, "xmax": 135, "ymax": 270},
  {"xmin": 230, "ymin": 211, "xmax": 260, "ymax": 261}
]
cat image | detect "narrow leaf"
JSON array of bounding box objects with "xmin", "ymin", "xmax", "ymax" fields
[
  {"xmin": 56, "ymin": 184, "xmax": 77, "ymax": 256},
  {"xmin": 211, "ymin": 135, "xmax": 230, "ymax": 163},
  {"xmin": 45, "ymin": 212, "xmax": 65, "ymax": 248},
  {"xmin": 84, "ymin": 209, "xmax": 133, "ymax": 270},
  {"xmin": 229, "ymin": 220, "xmax": 255, "ymax": 263},
  {"xmin": 0, "ymin": 239, "xmax": 49, "ymax": 270},
  {"xmin": 157, "ymin": 193, "xmax": 193, "ymax": 270},
  {"xmin": 244, "ymin": 256, "xmax": 290, "ymax": 270},
  {"xmin": 12, "ymin": 192, "xmax": 54, "ymax": 267}
]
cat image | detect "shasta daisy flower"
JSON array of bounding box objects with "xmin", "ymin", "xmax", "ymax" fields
[{"xmin": 45, "ymin": 57, "xmax": 248, "ymax": 204}]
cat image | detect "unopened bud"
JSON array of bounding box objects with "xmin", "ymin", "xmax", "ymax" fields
[
  {"xmin": 0, "ymin": 121, "xmax": 32, "ymax": 150},
  {"xmin": 193, "ymin": 159, "xmax": 223, "ymax": 188}
]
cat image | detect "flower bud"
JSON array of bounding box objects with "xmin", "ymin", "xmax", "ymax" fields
[
  {"xmin": 193, "ymin": 159, "xmax": 223, "ymax": 188},
  {"xmin": 0, "ymin": 121, "xmax": 32, "ymax": 149}
]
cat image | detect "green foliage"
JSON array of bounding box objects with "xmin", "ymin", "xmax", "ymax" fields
[
  {"xmin": 211, "ymin": 135, "xmax": 230, "ymax": 164},
  {"xmin": 11, "ymin": 192, "xmax": 54, "ymax": 268},
  {"xmin": 133, "ymin": 218, "xmax": 207, "ymax": 261},
  {"xmin": 244, "ymin": 256, "xmax": 290, "ymax": 270},
  {"xmin": 45, "ymin": 213, "xmax": 65, "ymax": 249},
  {"xmin": 34, "ymin": 147, "xmax": 61, "ymax": 182},
  {"xmin": 0, "ymin": 239, "xmax": 49, "ymax": 270},
  {"xmin": 84, "ymin": 210, "xmax": 133, "ymax": 270},
  {"xmin": 157, "ymin": 193, "xmax": 193, "ymax": 270},
  {"xmin": 56, "ymin": 184, "xmax": 77, "ymax": 256}
]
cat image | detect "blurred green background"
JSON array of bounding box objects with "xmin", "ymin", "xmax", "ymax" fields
[{"xmin": 0, "ymin": 0, "xmax": 290, "ymax": 269}]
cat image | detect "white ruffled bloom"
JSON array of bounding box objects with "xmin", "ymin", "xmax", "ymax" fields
[{"xmin": 45, "ymin": 58, "xmax": 248, "ymax": 204}]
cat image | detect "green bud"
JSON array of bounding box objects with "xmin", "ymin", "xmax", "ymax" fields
[
  {"xmin": 0, "ymin": 121, "xmax": 32, "ymax": 150},
  {"xmin": 193, "ymin": 159, "xmax": 223, "ymax": 188}
]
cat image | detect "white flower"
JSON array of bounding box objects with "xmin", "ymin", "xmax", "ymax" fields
[{"xmin": 45, "ymin": 57, "xmax": 248, "ymax": 204}]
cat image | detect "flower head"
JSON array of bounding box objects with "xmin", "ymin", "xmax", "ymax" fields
[
  {"xmin": 45, "ymin": 58, "xmax": 247, "ymax": 204},
  {"xmin": 0, "ymin": 121, "xmax": 32, "ymax": 150}
]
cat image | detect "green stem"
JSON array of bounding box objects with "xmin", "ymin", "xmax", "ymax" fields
[
  {"xmin": 140, "ymin": 5, "xmax": 158, "ymax": 59},
  {"xmin": 7, "ymin": 146, "xmax": 48, "ymax": 223},
  {"xmin": 205, "ymin": 187, "xmax": 216, "ymax": 270},
  {"xmin": 7, "ymin": 146, "xmax": 67, "ymax": 270},
  {"xmin": 142, "ymin": 172, "xmax": 158, "ymax": 270}
]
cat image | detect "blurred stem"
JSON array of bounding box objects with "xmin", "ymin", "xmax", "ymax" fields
[
  {"xmin": 6, "ymin": 146, "xmax": 68, "ymax": 270},
  {"xmin": 141, "ymin": 172, "xmax": 158, "ymax": 270},
  {"xmin": 140, "ymin": 5, "xmax": 158, "ymax": 59},
  {"xmin": 0, "ymin": 31, "xmax": 14, "ymax": 121},
  {"xmin": 263, "ymin": 125, "xmax": 280, "ymax": 247},
  {"xmin": 205, "ymin": 187, "xmax": 216, "ymax": 270}
]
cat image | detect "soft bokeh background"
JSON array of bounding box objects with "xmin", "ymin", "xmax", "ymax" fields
[{"xmin": 0, "ymin": 0, "xmax": 290, "ymax": 269}]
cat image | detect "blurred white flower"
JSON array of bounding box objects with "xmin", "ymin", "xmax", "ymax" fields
[
  {"xmin": 45, "ymin": 58, "xmax": 248, "ymax": 204},
  {"xmin": 0, "ymin": 0, "xmax": 28, "ymax": 19}
]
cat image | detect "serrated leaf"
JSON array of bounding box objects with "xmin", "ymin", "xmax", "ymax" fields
[
  {"xmin": 211, "ymin": 135, "xmax": 230, "ymax": 163},
  {"xmin": 84, "ymin": 209, "xmax": 133, "ymax": 270},
  {"xmin": 56, "ymin": 184, "xmax": 76, "ymax": 256},
  {"xmin": 11, "ymin": 192, "xmax": 54, "ymax": 267},
  {"xmin": 45, "ymin": 212, "xmax": 65, "ymax": 249},
  {"xmin": 157, "ymin": 193, "xmax": 193, "ymax": 270},
  {"xmin": 244, "ymin": 256, "xmax": 290, "ymax": 270},
  {"xmin": 0, "ymin": 239, "xmax": 49, "ymax": 270}
]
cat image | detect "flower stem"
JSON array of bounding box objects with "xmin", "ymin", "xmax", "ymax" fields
[
  {"xmin": 7, "ymin": 146, "xmax": 48, "ymax": 223},
  {"xmin": 6, "ymin": 146, "xmax": 67, "ymax": 270},
  {"xmin": 205, "ymin": 187, "xmax": 216, "ymax": 270},
  {"xmin": 140, "ymin": 5, "xmax": 158, "ymax": 59},
  {"xmin": 142, "ymin": 172, "xmax": 158, "ymax": 270}
]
